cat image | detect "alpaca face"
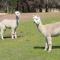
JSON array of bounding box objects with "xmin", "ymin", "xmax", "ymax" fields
[
  {"xmin": 33, "ymin": 15, "xmax": 40, "ymax": 25},
  {"xmin": 15, "ymin": 11, "xmax": 20, "ymax": 16}
]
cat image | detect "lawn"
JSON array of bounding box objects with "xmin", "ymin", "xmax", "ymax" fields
[{"xmin": 0, "ymin": 12, "xmax": 60, "ymax": 60}]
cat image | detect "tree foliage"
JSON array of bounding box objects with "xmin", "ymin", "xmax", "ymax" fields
[{"xmin": 0, "ymin": 0, "xmax": 60, "ymax": 13}]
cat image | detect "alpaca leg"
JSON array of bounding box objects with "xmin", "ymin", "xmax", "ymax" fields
[
  {"xmin": 1, "ymin": 29, "xmax": 4, "ymax": 40},
  {"xmin": 44, "ymin": 42, "xmax": 48, "ymax": 51},
  {"xmin": 14, "ymin": 32, "xmax": 17, "ymax": 38},
  {"xmin": 47, "ymin": 36, "xmax": 52, "ymax": 52},
  {"xmin": 11, "ymin": 29, "xmax": 15, "ymax": 39},
  {"xmin": 44, "ymin": 37, "xmax": 48, "ymax": 51}
]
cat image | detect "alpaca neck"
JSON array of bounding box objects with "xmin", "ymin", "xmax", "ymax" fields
[
  {"xmin": 16, "ymin": 16, "xmax": 19, "ymax": 25},
  {"xmin": 37, "ymin": 20, "xmax": 43, "ymax": 28},
  {"xmin": 39, "ymin": 21, "xmax": 42, "ymax": 26},
  {"xmin": 37, "ymin": 20, "xmax": 44, "ymax": 32}
]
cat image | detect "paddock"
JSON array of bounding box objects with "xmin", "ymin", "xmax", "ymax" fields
[{"xmin": 0, "ymin": 12, "xmax": 60, "ymax": 60}]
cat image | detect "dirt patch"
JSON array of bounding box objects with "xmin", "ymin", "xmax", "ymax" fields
[{"xmin": 0, "ymin": 12, "xmax": 60, "ymax": 22}]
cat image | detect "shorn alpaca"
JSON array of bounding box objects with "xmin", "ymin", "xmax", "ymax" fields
[
  {"xmin": 33, "ymin": 15, "xmax": 60, "ymax": 52},
  {"xmin": 0, "ymin": 11, "xmax": 20, "ymax": 40}
]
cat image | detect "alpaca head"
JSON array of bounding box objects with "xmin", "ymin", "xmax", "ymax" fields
[
  {"xmin": 33, "ymin": 15, "xmax": 41, "ymax": 25},
  {"xmin": 15, "ymin": 11, "xmax": 20, "ymax": 17}
]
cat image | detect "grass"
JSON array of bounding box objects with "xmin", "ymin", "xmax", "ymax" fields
[{"xmin": 0, "ymin": 13, "xmax": 60, "ymax": 60}]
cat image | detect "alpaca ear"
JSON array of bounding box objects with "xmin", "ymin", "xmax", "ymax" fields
[
  {"xmin": 33, "ymin": 15, "xmax": 35, "ymax": 19},
  {"xmin": 38, "ymin": 16, "xmax": 41, "ymax": 21},
  {"xmin": 33, "ymin": 15, "xmax": 38, "ymax": 17},
  {"xmin": 37, "ymin": 16, "xmax": 40, "ymax": 18},
  {"xmin": 33, "ymin": 15, "xmax": 35, "ymax": 17}
]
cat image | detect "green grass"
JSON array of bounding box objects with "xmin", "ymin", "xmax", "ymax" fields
[{"xmin": 0, "ymin": 13, "xmax": 60, "ymax": 60}]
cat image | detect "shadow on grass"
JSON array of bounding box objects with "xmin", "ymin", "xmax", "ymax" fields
[
  {"xmin": 3, "ymin": 31, "xmax": 24, "ymax": 39},
  {"xmin": 4, "ymin": 35, "xmax": 22, "ymax": 38},
  {"xmin": 4, "ymin": 35, "xmax": 24, "ymax": 38},
  {"xmin": 34, "ymin": 46, "xmax": 60, "ymax": 49},
  {"xmin": 34, "ymin": 46, "xmax": 44, "ymax": 49},
  {"xmin": 52, "ymin": 46, "xmax": 60, "ymax": 49},
  {"xmin": 4, "ymin": 36, "xmax": 11, "ymax": 38}
]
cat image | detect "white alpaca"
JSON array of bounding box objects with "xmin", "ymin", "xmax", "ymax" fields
[
  {"xmin": 0, "ymin": 11, "xmax": 20, "ymax": 40},
  {"xmin": 33, "ymin": 15, "xmax": 60, "ymax": 52}
]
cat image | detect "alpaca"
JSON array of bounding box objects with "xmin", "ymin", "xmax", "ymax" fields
[
  {"xmin": 33, "ymin": 15, "xmax": 60, "ymax": 52},
  {"xmin": 0, "ymin": 11, "xmax": 20, "ymax": 40}
]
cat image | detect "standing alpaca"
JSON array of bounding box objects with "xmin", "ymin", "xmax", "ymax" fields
[
  {"xmin": 0, "ymin": 11, "xmax": 20, "ymax": 40},
  {"xmin": 33, "ymin": 15, "xmax": 60, "ymax": 52}
]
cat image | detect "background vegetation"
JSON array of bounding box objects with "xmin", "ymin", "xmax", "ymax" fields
[{"xmin": 0, "ymin": 0, "xmax": 60, "ymax": 13}]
